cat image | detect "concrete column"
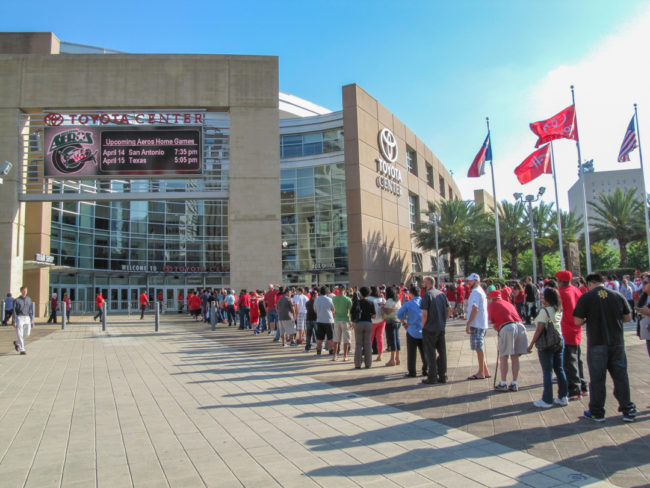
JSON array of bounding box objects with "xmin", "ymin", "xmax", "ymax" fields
[
  {"xmin": 0, "ymin": 109, "xmax": 26, "ymax": 305},
  {"xmin": 228, "ymin": 106, "xmax": 281, "ymax": 290},
  {"xmin": 24, "ymin": 201, "xmax": 52, "ymax": 318}
]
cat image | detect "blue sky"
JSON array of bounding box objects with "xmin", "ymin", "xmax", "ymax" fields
[{"xmin": 2, "ymin": 0, "xmax": 649, "ymax": 207}]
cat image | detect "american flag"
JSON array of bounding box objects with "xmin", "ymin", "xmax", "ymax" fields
[{"xmin": 617, "ymin": 116, "xmax": 638, "ymax": 162}]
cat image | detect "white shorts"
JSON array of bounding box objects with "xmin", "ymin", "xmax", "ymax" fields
[
  {"xmin": 279, "ymin": 320, "xmax": 296, "ymax": 337},
  {"xmin": 333, "ymin": 321, "xmax": 352, "ymax": 344},
  {"xmin": 498, "ymin": 322, "xmax": 528, "ymax": 356}
]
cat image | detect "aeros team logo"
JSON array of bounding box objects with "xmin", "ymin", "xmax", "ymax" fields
[
  {"xmin": 47, "ymin": 129, "xmax": 98, "ymax": 174},
  {"xmin": 378, "ymin": 128, "xmax": 398, "ymax": 163}
]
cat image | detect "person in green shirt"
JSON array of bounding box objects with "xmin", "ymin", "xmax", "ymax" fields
[{"xmin": 332, "ymin": 287, "xmax": 353, "ymax": 361}]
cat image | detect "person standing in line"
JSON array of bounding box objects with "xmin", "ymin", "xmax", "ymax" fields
[
  {"xmin": 369, "ymin": 286, "xmax": 386, "ymax": 362},
  {"xmin": 353, "ymin": 286, "xmax": 376, "ymax": 369},
  {"xmin": 398, "ymin": 285, "xmax": 427, "ymax": 378},
  {"xmin": 331, "ymin": 287, "xmax": 352, "ymax": 361},
  {"xmin": 635, "ymin": 275, "xmax": 650, "ymax": 356},
  {"xmin": 304, "ymin": 289, "xmax": 318, "ymax": 352},
  {"xmin": 527, "ymin": 287, "xmax": 569, "ymax": 408},
  {"xmin": 2, "ymin": 292, "xmax": 14, "ymax": 326},
  {"xmin": 177, "ymin": 291, "xmax": 184, "ymax": 314},
  {"xmin": 94, "ymin": 291, "xmax": 105, "ymax": 321},
  {"xmin": 555, "ymin": 270, "xmax": 588, "ymax": 399},
  {"xmin": 487, "ymin": 290, "xmax": 527, "ymax": 391},
  {"xmin": 249, "ymin": 291, "xmax": 260, "ymax": 332},
  {"xmin": 12, "ymin": 286, "xmax": 34, "ymax": 355},
  {"xmin": 455, "ymin": 279, "xmax": 466, "ymax": 319},
  {"xmin": 465, "ymin": 273, "xmax": 490, "ymax": 379},
  {"xmin": 264, "ymin": 284, "xmax": 280, "ymax": 339},
  {"xmin": 383, "ymin": 286, "xmax": 402, "ymax": 366},
  {"xmin": 314, "ymin": 286, "xmax": 335, "ymax": 355},
  {"xmin": 47, "ymin": 293, "xmax": 58, "ymax": 324},
  {"xmin": 62, "ymin": 293, "xmax": 71, "ymax": 323},
  {"xmin": 573, "ymin": 273, "xmax": 636, "ymax": 422},
  {"xmin": 420, "ymin": 276, "xmax": 451, "ymax": 385},
  {"xmin": 139, "ymin": 289, "xmax": 149, "ymax": 320},
  {"xmin": 224, "ymin": 290, "xmax": 236, "ymax": 326},
  {"xmin": 293, "ymin": 287, "xmax": 308, "ymax": 345},
  {"xmin": 619, "ymin": 278, "xmax": 635, "ymax": 320},
  {"xmin": 238, "ymin": 289, "xmax": 251, "ymax": 330},
  {"xmin": 276, "ymin": 287, "xmax": 296, "ymax": 347}
]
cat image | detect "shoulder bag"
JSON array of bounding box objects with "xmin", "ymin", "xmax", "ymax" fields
[{"xmin": 535, "ymin": 307, "xmax": 563, "ymax": 351}]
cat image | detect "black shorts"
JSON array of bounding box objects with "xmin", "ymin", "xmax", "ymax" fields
[
  {"xmin": 316, "ymin": 322, "xmax": 333, "ymax": 341},
  {"xmin": 191, "ymin": 308, "xmax": 201, "ymax": 317}
]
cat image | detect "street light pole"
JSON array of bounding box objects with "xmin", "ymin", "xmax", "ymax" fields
[
  {"xmin": 429, "ymin": 213, "xmax": 440, "ymax": 286},
  {"xmin": 514, "ymin": 187, "xmax": 545, "ymax": 286}
]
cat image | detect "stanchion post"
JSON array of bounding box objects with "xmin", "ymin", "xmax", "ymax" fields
[
  {"xmin": 210, "ymin": 302, "xmax": 216, "ymax": 331},
  {"xmin": 155, "ymin": 301, "xmax": 160, "ymax": 332},
  {"xmin": 101, "ymin": 303, "xmax": 106, "ymax": 331},
  {"xmin": 61, "ymin": 306, "xmax": 66, "ymax": 330}
]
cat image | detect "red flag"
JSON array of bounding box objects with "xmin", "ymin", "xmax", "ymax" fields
[
  {"xmin": 514, "ymin": 144, "xmax": 552, "ymax": 184},
  {"xmin": 467, "ymin": 133, "xmax": 492, "ymax": 177},
  {"xmin": 529, "ymin": 105, "xmax": 578, "ymax": 148}
]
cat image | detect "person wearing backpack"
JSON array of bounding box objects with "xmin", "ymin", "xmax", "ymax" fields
[{"xmin": 527, "ymin": 287, "xmax": 568, "ymax": 409}]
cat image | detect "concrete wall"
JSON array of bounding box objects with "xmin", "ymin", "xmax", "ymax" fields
[
  {"xmin": 342, "ymin": 84, "xmax": 460, "ymax": 286},
  {"xmin": 0, "ymin": 32, "xmax": 280, "ymax": 307}
]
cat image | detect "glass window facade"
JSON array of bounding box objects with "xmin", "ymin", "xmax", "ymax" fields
[
  {"xmin": 280, "ymin": 129, "xmax": 344, "ymax": 158},
  {"xmin": 406, "ymin": 147, "xmax": 417, "ymax": 175},
  {"xmin": 280, "ymin": 161, "xmax": 348, "ymax": 285},
  {"xmin": 426, "ymin": 162, "xmax": 434, "ymax": 188},
  {"xmin": 408, "ymin": 193, "xmax": 419, "ymax": 231}
]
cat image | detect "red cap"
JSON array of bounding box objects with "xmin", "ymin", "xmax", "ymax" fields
[
  {"xmin": 487, "ymin": 290, "xmax": 502, "ymax": 299},
  {"xmin": 554, "ymin": 270, "xmax": 572, "ymax": 282}
]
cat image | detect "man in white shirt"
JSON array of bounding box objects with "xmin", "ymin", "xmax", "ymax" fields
[
  {"xmin": 465, "ymin": 273, "xmax": 490, "ymax": 380},
  {"xmin": 293, "ymin": 288, "xmax": 308, "ymax": 345}
]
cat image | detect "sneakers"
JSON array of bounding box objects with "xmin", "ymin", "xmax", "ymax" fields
[
  {"xmin": 508, "ymin": 383, "xmax": 518, "ymax": 392},
  {"xmin": 568, "ymin": 394, "xmax": 581, "ymax": 401},
  {"xmin": 622, "ymin": 407, "xmax": 637, "ymax": 423},
  {"xmin": 583, "ymin": 410, "xmax": 606, "ymax": 422},
  {"xmin": 13, "ymin": 341, "xmax": 18, "ymax": 352},
  {"xmin": 289, "ymin": 341, "xmax": 297, "ymax": 347},
  {"xmin": 533, "ymin": 399, "xmax": 553, "ymax": 409},
  {"xmin": 554, "ymin": 397, "xmax": 569, "ymax": 407},
  {"xmin": 581, "ymin": 390, "xmax": 589, "ymax": 396},
  {"xmin": 494, "ymin": 383, "xmax": 509, "ymax": 392},
  {"xmin": 316, "ymin": 349, "xmax": 322, "ymax": 356},
  {"xmin": 19, "ymin": 351, "xmax": 26, "ymax": 355}
]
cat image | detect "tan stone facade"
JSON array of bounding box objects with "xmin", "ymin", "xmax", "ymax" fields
[
  {"xmin": 343, "ymin": 84, "xmax": 460, "ymax": 286},
  {"xmin": 0, "ymin": 33, "xmax": 281, "ymax": 314}
]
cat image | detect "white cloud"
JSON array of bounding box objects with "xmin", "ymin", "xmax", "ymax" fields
[{"xmin": 456, "ymin": 4, "xmax": 650, "ymax": 211}]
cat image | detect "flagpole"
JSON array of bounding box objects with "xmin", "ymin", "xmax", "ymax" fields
[
  {"xmin": 634, "ymin": 103, "xmax": 650, "ymax": 269},
  {"xmin": 549, "ymin": 141, "xmax": 565, "ymax": 269},
  {"xmin": 571, "ymin": 85, "xmax": 592, "ymax": 273},
  {"xmin": 486, "ymin": 117, "xmax": 504, "ymax": 278}
]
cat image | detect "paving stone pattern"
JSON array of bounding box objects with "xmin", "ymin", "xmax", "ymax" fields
[{"xmin": 0, "ymin": 315, "xmax": 644, "ymax": 487}]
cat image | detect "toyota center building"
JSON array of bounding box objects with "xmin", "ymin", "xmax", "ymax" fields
[{"xmin": 0, "ymin": 32, "xmax": 460, "ymax": 315}]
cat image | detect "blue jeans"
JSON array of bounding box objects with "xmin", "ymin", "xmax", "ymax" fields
[
  {"xmin": 258, "ymin": 316, "xmax": 267, "ymax": 331},
  {"xmin": 226, "ymin": 305, "xmax": 236, "ymax": 326},
  {"xmin": 586, "ymin": 344, "xmax": 635, "ymax": 418},
  {"xmin": 537, "ymin": 344, "xmax": 568, "ymax": 404},
  {"xmin": 385, "ymin": 320, "xmax": 401, "ymax": 351},
  {"xmin": 238, "ymin": 306, "xmax": 250, "ymax": 329},
  {"xmin": 304, "ymin": 320, "xmax": 316, "ymax": 350}
]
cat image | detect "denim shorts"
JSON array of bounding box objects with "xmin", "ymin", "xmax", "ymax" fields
[{"xmin": 470, "ymin": 327, "xmax": 487, "ymax": 351}]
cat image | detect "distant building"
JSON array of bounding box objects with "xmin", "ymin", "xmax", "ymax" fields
[
  {"xmin": 568, "ymin": 167, "xmax": 645, "ymax": 240},
  {"xmin": 474, "ymin": 189, "xmax": 495, "ymax": 213}
]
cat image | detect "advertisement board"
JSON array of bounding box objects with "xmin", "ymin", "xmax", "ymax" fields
[{"xmin": 44, "ymin": 126, "xmax": 202, "ymax": 178}]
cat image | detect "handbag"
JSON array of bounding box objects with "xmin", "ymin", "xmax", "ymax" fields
[{"xmin": 535, "ymin": 307, "xmax": 563, "ymax": 351}]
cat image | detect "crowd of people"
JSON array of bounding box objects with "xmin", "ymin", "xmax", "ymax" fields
[{"xmin": 181, "ymin": 268, "xmax": 648, "ymax": 424}]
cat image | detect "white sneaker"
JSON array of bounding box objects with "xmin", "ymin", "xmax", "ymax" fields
[
  {"xmin": 554, "ymin": 397, "xmax": 568, "ymax": 407},
  {"xmin": 533, "ymin": 399, "xmax": 553, "ymax": 409}
]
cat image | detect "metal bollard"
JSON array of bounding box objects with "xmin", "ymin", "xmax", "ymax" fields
[
  {"xmin": 101, "ymin": 303, "xmax": 106, "ymax": 331},
  {"xmin": 210, "ymin": 302, "xmax": 216, "ymax": 331},
  {"xmin": 155, "ymin": 301, "xmax": 159, "ymax": 332},
  {"xmin": 61, "ymin": 307, "xmax": 66, "ymax": 330}
]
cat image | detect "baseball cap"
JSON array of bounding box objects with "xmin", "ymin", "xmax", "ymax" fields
[
  {"xmin": 487, "ymin": 290, "xmax": 501, "ymax": 299},
  {"xmin": 555, "ymin": 270, "xmax": 572, "ymax": 282},
  {"xmin": 466, "ymin": 273, "xmax": 480, "ymax": 281}
]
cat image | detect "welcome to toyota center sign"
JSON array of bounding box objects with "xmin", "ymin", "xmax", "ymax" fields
[{"xmin": 42, "ymin": 112, "xmax": 203, "ymax": 178}]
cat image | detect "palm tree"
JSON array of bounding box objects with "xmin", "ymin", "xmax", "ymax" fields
[
  {"xmin": 412, "ymin": 199, "xmax": 485, "ymax": 282},
  {"xmin": 498, "ymin": 200, "xmax": 529, "ymax": 278},
  {"xmin": 588, "ymin": 188, "xmax": 644, "ymax": 266},
  {"xmin": 527, "ymin": 201, "xmax": 556, "ymax": 277}
]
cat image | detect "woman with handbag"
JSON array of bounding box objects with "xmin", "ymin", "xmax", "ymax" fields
[{"xmin": 527, "ymin": 287, "xmax": 569, "ymax": 408}]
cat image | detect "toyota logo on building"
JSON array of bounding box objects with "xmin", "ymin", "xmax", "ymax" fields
[
  {"xmin": 378, "ymin": 128, "xmax": 398, "ymax": 163},
  {"xmin": 44, "ymin": 112, "xmax": 64, "ymax": 126}
]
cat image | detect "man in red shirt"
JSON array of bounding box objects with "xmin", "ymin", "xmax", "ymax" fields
[
  {"xmin": 139, "ymin": 290, "xmax": 149, "ymax": 319},
  {"xmin": 487, "ymin": 290, "xmax": 528, "ymax": 391},
  {"xmin": 264, "ymin": 284, "xmax": 280, "ymax": 339},
  {"xmin": 456, "ymin": 280, "xmax": 465, "ymax": 319},
  {"xmin": 501, "ymin": 284, "xmax": 512, "ymax": 303},
  {"xmin": 94, "ymin": 292, "xmax": 105, "ymax": 321},
  {"xmin": 555, "ymin": 270, "xmax": 588, "ymax": 399}
]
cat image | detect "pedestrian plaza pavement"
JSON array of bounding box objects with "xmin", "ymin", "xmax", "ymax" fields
[{"xmin": 0, "ymin": 314, "xmax": 646, "ymax": 488}]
